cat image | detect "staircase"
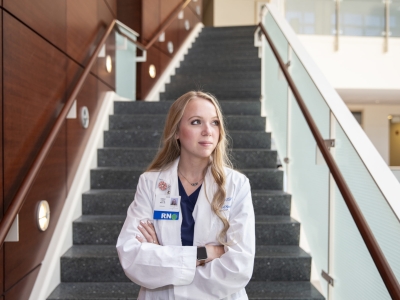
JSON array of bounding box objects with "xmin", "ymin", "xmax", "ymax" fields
[{"xmin": 48, "ymin": 26, "xmax": 324, "ymax": 300}]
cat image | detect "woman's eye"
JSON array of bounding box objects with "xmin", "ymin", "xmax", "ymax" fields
[
  {"xmin": 212, "ymin": 120, "xmax": 220, "ymax": 126},
  {"xmin": 191, "ymin": 119, "xmax": 201, "ymax": 125}
]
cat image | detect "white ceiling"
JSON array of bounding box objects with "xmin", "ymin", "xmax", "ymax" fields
[{"xmin": 336, "ymin": 89, "xmax": 400, "ymax": 105}]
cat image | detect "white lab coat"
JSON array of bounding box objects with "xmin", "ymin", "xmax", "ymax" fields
[{"xmin": 116, "ymin": 158, "xmax": 255, "ymax": 300}]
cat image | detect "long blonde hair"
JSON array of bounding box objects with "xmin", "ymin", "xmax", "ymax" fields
[{"xmin": 147, "ymin": 91, "xmax": 233, "ymax": 244}]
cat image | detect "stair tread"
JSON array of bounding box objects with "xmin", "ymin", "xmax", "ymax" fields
[
  {"xmin": 111, "ymin": 114, "xmax": 264, "ymax": 118},
  {"xmin": 73, "ymin": 214, "xmax": 298, "ymax": 224},
  {"xmin": 83, "ymin": 189, "xmax": 289, "ymax": 196},
  {"xmin": 91, "ymin": 167, "xmax": 279, "ymax": 172},
  {"xmin": 47, "ymin": 282, "xmax": 140, "ymax": 300},
  {"xmin": 48, "ymin": 281, "xmax": 324, "ymax": 300},
  {"xmin": 246, "ymin": 281, "xmax": 325, "ymax": 299},
  {"xmin": 100, "ymin": 147, "xmax": 275, "ymax": 152},
  {"xmin": 105, "ymin": 129, "xmax": 269, "ymax": 134},
  {"xmin": 62, "ymin": 244, "xmax": 308, "ymax": 259}
]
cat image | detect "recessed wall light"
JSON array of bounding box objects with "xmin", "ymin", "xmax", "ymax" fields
[
  {"xmin": 80, "ymin": 106, "xmax": 90, "ymax": 129},
  {"xmin": 106, "ymin": 55, "xmax": 112, "ymax": 73},
  {"xmin": 37, "ymin": 200, "xmax": 50, "ymax": 232},
  {"xmin": 168, "ymin": 42, "xmax": 174, "ymax": 54},
  {"xmin": 185, "ymin": 20, "xmax": 190, "ymax": 31},
  {"xmin": 149, "ymin": 64, "xmax": 156, "ymax": 78}
]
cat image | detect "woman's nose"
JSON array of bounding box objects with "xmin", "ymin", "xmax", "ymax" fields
[{"xmin": 202, "ymin": 124, "xmax": 212, "ymax": 136}]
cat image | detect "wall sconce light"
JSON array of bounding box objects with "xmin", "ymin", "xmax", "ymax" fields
[
  {"xmin": 106, "ymin": 55, "xmax": 112, "ymax": 73},
  {"xmin": 388, "ymin": 115, "xmax": 393, "ymax": 120},
  {"xmin": 196, "ymin": 6, "xmax": 201, "ymax": 15},
  {"xmin": 185, "ymin": 20, "xmax": 190, "ymax": 31},
  {"xmin": 167, "ymin": 42, "xmax": 174, "ymax": 54},
  {"xmin": 37, "ymin": 200, "xmax": 50, "ymax": 232},
  {"xmin": 80, "ymin": 106, "xmax": 90, "ymax": 129},
  {"xmin": 149, "ymin": 64, "xmax": 156, "ymax": 78}
]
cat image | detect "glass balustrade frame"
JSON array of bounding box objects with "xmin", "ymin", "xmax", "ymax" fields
[{"xmin": 259, "ymin": 3, "xmax": 400, "ymax": 299}]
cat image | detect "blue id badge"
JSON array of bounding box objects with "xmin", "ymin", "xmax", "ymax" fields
[{"xmin": 153, "ymin": 195, "xmax": 181, "ymax": 220}]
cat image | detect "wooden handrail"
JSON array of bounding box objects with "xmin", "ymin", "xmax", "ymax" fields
[
  {"xmin": 143, "ymin": 0, "xmax": 191, "ymax": 50},
  {"xmin": 120, "ymin": 0, "xmax": 191, "ymax": 51},
  {"xmin": 0, "ymin": 20, "xmax": 117, "ymax": 248},
  {"xmin": 258, "ymin": 22, "xmax": 400, "ymax": 299}
]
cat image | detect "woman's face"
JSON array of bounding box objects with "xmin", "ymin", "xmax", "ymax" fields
[{"xmin": 176, "ymin": 97, "xmax": 220, "ymax": 161}]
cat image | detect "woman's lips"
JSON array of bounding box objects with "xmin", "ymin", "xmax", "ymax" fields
[{"xmin": 199, "ymin": 141, "xmax": 213, "ymax": 146}]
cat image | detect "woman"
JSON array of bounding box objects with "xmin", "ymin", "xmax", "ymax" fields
[{"xmin": 116, "ymin": 91, "xmax": 255, "ymax": 300}]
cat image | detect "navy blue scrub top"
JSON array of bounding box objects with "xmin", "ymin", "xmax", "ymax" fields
[{"xmin": 178, "ymin": 176, "xmax": 202, "ymax": 246}]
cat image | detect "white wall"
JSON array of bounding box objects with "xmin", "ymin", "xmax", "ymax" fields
[
  {"xmin": 214, "ymin": 0, "xmax": 257, "ymax": 26},
  {"xmin": 213, "ymin": 0, "xmax": 284, "ymax": 26},
  {"xmin": 298, "ymin": 35, "xmax": 400, "ymax": 91},
  {"xmin": 346, "ymin": 104, "xmax": 400, "ymax": 165}
]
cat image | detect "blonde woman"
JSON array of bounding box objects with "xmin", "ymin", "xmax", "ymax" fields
[{"xmin": 116, "ymin": 91, "xmax": 255, "ymax": 300}]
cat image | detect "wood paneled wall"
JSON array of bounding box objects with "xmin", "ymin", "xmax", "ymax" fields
[
  {"xmin": 118, "ymin": 0, "xmax": 203, "ymax": 99},
  {"xmin": 0, "ymin": 1, "xmax": 116, "ymax": 298},
  {"xmin": 0, "ymin": 10, "xmax": 3, "ymax": 296}
]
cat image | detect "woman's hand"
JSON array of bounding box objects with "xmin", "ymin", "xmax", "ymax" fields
[
  {"xmin": 136, "ymin": 219, "xmax": 160, "ymax": 245},
  {"xmin": 196, "ymin": 245, "xmax": 225, "ymax": 266}
]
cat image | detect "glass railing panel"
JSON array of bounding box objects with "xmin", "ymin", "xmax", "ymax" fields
[
  {"xmin": 262, "ymin": 5, "xmax": 400, "ymax": 298},
  {"xmin": 340, "ymin": 0, "xmax": 385, "ymax": 37},
  {"xmin": 331, "ymin": 183, "xmax": 390, "ymax": 299},
  {"xmin": 287, "ymin": 94, "xmax": 330, "ymax": 296},
  {"xmin": 391, "ymin": 1, "xmax": 400, "ymax": 37},
  {"xmin": 264, "ymin": 13, "xmax": 289, "ymax": 64},
  {"xmin": 331, "ymin": 117, "xmax": 400, "ymax": 293},
  {"xmin": 115, "ymin": 28, "xmax": 137, "ymax": 100},
  {"xmin": 262, "ymin": 15, "xmax": 289, "ymax": 162},
  {"xmin": 285, "ymin": 0, "xmax": 335, "ymax": 35},
  {"xmin": 288, "ymin": 51, "xmax": 331, "ymax": 296},
  {"xmin": 290, "ymin": 51, "xmax": 330, "ymax": 140}
]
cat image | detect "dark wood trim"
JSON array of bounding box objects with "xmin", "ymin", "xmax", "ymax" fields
[{"xmin": 258, "ymin": 21, "xmax": 400, "ymax": 300}]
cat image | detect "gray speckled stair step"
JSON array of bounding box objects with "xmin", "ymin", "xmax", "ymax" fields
[
  {"xmin": 60, "ymin": 245, "xmax": 309, "ymax": 283},
  {"xmin": 160, "ymin": 89, "xmax": 261, "ymax": 101},
  {"xmin": 47, "ymin": 282, "xmax": 139, "ymax": 300},
  {"xmin": 109, "ymin": 115, "xmax": 266, "ymax": 131},
  {"xmin": 241, "ymin": 168, "xmax": 283, "ymax": 190},
  {"xmin": 179, "ymin": 57, "xmax": 260, "ymax": 67},
  {"xmin": 254, "ymin": 215, "xmax": 300, "ymax": 246},
  {"xmin": 174, "ymin": 64, "xmax": 261, "ymax": 74},
  {"xmin": 195, "ymin": 34, "xmax": 254, "ymax": 42},
  {"xmin": 201, "ymin": 25, "xmax": 256, "ymax": 33},
  {"xmin": 82, "ymin": 189, "xmax": 290, "ymax": 216},
  {"xmin": 47, "ymin": 281, "xmax": 324, "ymax": 300},
  {"xmin": 113, "ymin": 101, "xmax": 262, "ymax": 116},
  {"xmin": 165, "ymin": 78, "xmax": 261, "ymax": 90},
  {"xmin": 171, "ymin": 72, "xmax": 261, "ymax": 82},
  {"xmin": 72, "ymin": 215, "xmax": 298, "ymax": 246},
  {"xmin": 90, "ymin": 167, "xmax": 281, "ymax": 190},
  {"xmin": 104, "ymin": 130, "xmax": 271, "ymax": 149},
  {"xmin": 252, "ymin": 246, "xmax": 310, "ymax": 281},
  {"xmin": 251, "ymin": 190, "xmax": 291, "ymax": 215},
  {"xmin": 246, "ymin": 281, "xmax": 325, "ymax": 300},
  {"xmin": 98, "ymin": 148, "xmax": 276, "ymax": 169},
  {"xmin": 185, "ymin": 49, "xmax": 259, "ymax": 60}
]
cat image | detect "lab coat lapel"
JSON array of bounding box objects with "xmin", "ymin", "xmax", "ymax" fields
[
  {"xmin": 154, "ymin": 158, "xmax": 182, "ymax": 246},
  {"xmin": 192, "ymin": 166, "xmax": 218, "ymax": 246}
]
